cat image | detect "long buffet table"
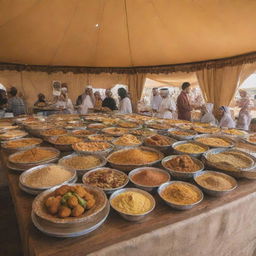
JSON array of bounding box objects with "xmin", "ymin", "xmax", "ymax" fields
[{"xmin": 2, "ymin": 141, "xmax": 256, "ymax": 256}]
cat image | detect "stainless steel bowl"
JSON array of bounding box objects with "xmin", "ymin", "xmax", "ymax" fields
[
  {"xmin": 19, "ymin": 163, "xmax": 77, "ymax": 191},
  {"xmin": 168, "ymin": 128, "xmax": 197, "ymax": 141},
  {"xmin": 58, "ymin": 153, "xmax": 107, "ymax": 176},
  {"xmin": 107, "ymin": 146, "xmax": 164, "ymax": 172},
  {"xmin": 82, "ymin": 167, "xmax": 129, "ymax": 194},
  {"xmin": 102, "ymin": 127, "xmax": 130, "ymax": 137},
  {"xmin": 161, "ymin": 155, "xmax": 204, "ymax": 180},
  {"xmin": 72, "ymin": 141, "xmax": 114, "ymax": 157},
  {"xmin": 172, "ymin": 140, "xmax": 209, "ymax": 158},
  {"xmin": 193, "ymin": 134, "xmax": 235, "ymax": 148},
  {"xmin": 109, "ymin": 188, "xmax": 156, "ymax": 221},
  {"xmin": 129, "ymin": 167, "xmax": 170, "ymax": 192},
  {"xmin": 158, "ymin": 181, "xmax": 204, "ymax": 210},
  {"xmin": 143, "ymin": 135, "xmax": 176, "ymax": 155},
  {"xmin": 193, "ymin": 170, "xmax": 237, "ymax": 196}
]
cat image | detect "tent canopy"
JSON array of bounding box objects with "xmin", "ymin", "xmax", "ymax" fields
[{"xmin": 0, "ymin": 0, "xmax": 256, "ymax": 67}]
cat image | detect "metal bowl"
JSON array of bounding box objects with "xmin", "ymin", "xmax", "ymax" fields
[
  {"xmin": 202, "ymin": 148, "xmax": 256, "ymax": 178},
  {"xmin": 71, "ymin": 128, "xmax": 96, "ymax": 138},
  {"xmin": 19, "ymin": 173, "xmax": 77, "ymax": 195},
  {"xmin": 19, "ymin": 163, "xmax": 77, "ymax": 191},
  {"xmin": 168, "ymin": 128, "xmax": 197, "ymax": 141},
  {"xmin": 87, "ymin": 134, "xmax": 114, "ymax": 143},
  {"xmin": 161, "ymin": 155, "xmax": 204, "ymax": 180},
  {"xmin": 109, "ymin": 188, "xmax": 155, "ymax": 221},
  {"xmin": 40, "ymin": 128, "xmax": 68, "ymax": 139},
  {"xmin": 129, "ymin": 167, "xmax": 170, "ymax": 192},
  {"xmin": 0, "ymin": 130, "xmax": 28, "ymax": 141},
  {"xmin": 112, "ymin": 136, "xmax": 143, "ymax": 150},
  {"xmin": 48, "ymin": 135, "xmax": 83, "ymax": 152},
  {"xmin": 72, "ymin": 141, "xmax": 114, "ymax": 157},
  {"xmin": 102, "ymin": 127, "xmax": 130, "ymax": 137},
  {"xmin": 193, "ymin": 134, "xmax": 235, "ymax": 148},
  {"xmin": 1, "ymin": 137, "xmax": 43, "ymax": 154},
  {"xmin": 193, "ymin": 170, "xmax": 237, "ymax": 196},
  {"xmin": 8, "ymin": 147, "xmax": 61, "ymax": 169},
  {"xmin": 143, "ymin": 135, "xmax": 176, "ymax": 154},
  {"xmin": 158, "ymin": 181, "xmax": 204, "ymax": 210},
  {"xmin": 172, "ymin": 140, "xmax": 209, "ymax": 158},
  {"xmin": 82, "ymin": 167, "xmax": 129, "ymax": 194},
  {"xmin": 107, "ymin": 146, "xmax": 164, "ymax": 172},
  {"xmin": 58, "ymin": 153, "xmax": 107, "ymax": 176}
]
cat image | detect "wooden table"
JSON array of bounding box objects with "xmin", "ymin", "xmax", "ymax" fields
[{"xmin": 3, "ymin": 143, "xmax": 256, "ymax": 256}]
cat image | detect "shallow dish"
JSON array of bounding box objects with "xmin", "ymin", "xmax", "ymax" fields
[
  {"xmin": 31, "ymin": 202, "xmax": 110, "ymax": 237},
  {"xmin": 109, "ymin": 188, "xmax": 155, "ymax": 221},
  {"xmin": 82, "ymin": 167, "xmax": 129, "ymax": 194},
  {"xmin": 193, "ymin": 170, "xmax": 237, "ymax": 196},
  {"xmin": 48, "ymin": 135, "xmax": 83, "ymax": 152},
  {"xmin": 129, "ymin": 167, "xmax": 170, "ymax": 192},
  {"xmin": 168, "ymin": 128, "xmax": 197, "ymax": 141},
  {"xmin": 1, "ymin": 137, "xmax": 43, "ymax": 153},
  {"xmin": 161, "ymin": 155, "xmax": 204, "ymax": 180},
  {"xmin": 19, "ymin": 164, "xmax": 77, "ymax": 190},
  {"xmin": 8, "ymin": 147, "xmax": 60, "ymax": 168},
  {"xmin": 102, "ymin": 127, "xmax": 129, "ymax": 137},
  {"xmin": 19, "ymin": 175, "xmax": 78, "ymax": 195},
  {"xmin": 158, "ymin": 181, "xmax": 204, "ymax": 210},
  {"xmin": 172, "ymin": 140, "xmax": 209, "ymax": 158},
  {"xmin": 107, "ymin": 146, "xmax": 164, "ymax": 172},
  {"xmin": 72, "ymin": 141, "xmax": 114, "ymax": 157},
  {"xmin": 194, "ymin": 134, "xmax": 235, "ymax": 148},
  {"xmin": 58, "ymin": 153, "xmax": 107, "ymax": 176},
  {"xmin": 32, "ymin": 183, "xmax": 108, "ymax": 225}
]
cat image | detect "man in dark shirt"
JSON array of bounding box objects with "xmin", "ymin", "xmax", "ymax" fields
[
  {"xmin": 102, "ymin": 89, "xmax": 118, "ymax": 111},
  {"xmin": 7, "ymin": 87, "xmax": 26, "ymax": 116}
]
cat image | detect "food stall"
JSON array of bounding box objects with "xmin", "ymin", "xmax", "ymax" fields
[{"xmin": 1, "ymin": 113, "xmax": 256, "ymax": 256}]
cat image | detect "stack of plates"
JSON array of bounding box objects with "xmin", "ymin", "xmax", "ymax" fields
[
  {"xmin": 31, "ymin": 184, "xmax": 109, "ymax": 237},
  {"xmin": 19, "ymin": 164, "xmax": 77, "ymax": 195}
]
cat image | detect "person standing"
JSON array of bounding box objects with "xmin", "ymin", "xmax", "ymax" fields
[
  {"xmin": 150, "ymin": 88, "xmax": 162, "ymax": 112},
  {"xmin": 157, "ymin": 88, "xmax": 176, "ymax": 119},
  {"xmin": 77, "ymin": 85, "xmax": 95, "ymax": 114},
  {"xmin": 118, "ymin": 88, "xmax": 132, "ymax": 114},
  {"xmin": 200, "ymin": 103, "xmax": 217, "ymax": 125},
  {"xmin": 177, "ymin": 82, "xmax": 193, "ymax": 121},
  {"xmin": 7, "ymin": 87, "xmax": 26, "ymax": 116},
  {"xmin": 0, "ymin": 89, "xmax": 7, "ymax": 117},
  {"xmin": 102, "ymin": 89, "xmax": 118, "ymax": 111},
  {"xmin": 219, "ymin": 106, "xmax": 236, "ymax": 128},
  {"xmin": 236, "ymin": 90, "xmax": 252, "ymax": 130},
  {"xmin": 94, "ymin": 91, "xmax": 103, "ymax": 109}
]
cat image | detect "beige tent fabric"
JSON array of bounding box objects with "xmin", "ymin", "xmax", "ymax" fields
[
  {"xmin": 146, "ymin": 72, "xmax": 198, "ymax": 88},
  {"xmin": 0, "ymin": 0, "xmax": 256, "ymax": 67},
  {"xmin": 239, "ymin": 63, "xmax": 256, "ymax": 86},
  {"xmin": 196, "ymin": 65, "xmax": 243, "ymax": 107},
  {"xmin": 127, "ymin": 73, "xmax": 146, "ymax": 111},
  {"xmin": 0, "ymin": 70, "xmax": 127, "ymax": 108}
]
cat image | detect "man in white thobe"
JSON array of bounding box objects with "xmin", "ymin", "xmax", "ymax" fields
[
  {"xmin": 78, "ymin": 85, "xmax": 95, "ymax": 114},
  {"xmin": 150, "ymin": 88, "xmax": 162, "ymax": 112},
  {"xmin": 157, "ymin": 88, "xmax": 176, "ymax": 119}
]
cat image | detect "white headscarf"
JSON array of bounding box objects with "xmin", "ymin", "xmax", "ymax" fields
[
  {"xmin": 201, "ymin": 103, "xmax": 217, "ymax": 125},
  {"xmin": 219, "ymin": 106, "xmax": 236, "ymax": 128}
]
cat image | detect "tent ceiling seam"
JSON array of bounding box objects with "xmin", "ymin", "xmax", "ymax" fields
[{"xmin": 124, "ymin": 0, "xmax": 134, "ymax": 67}]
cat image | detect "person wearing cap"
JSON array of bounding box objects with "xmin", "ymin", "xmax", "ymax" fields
[
  {"xmin": 102, "ymin": 89, "xmax": 118, "ymax": 111},
  {"xmin": 118, "ymin": 87, "xmax": 132, "ymax": 114},
  {"xmin": 236, "ymin": 89, "xmax": 252, "ymax": 130},
  {"xmin": 7, "ymin": 86, "xmax": 26, "ymax": 116},
  {"xmin": 150, "ymin": 88, "xmax": 162, "ymax": 112},
  {"xmin": 177, "ymin": 82, "xmax": 193, "ymax": 121},
  {"xmin": 60, "ymin": 84, "xmax": 74, "ymax": 114},
  {"xmin": 77, "ymin": 85, "xmax": 95, "ymax": 114},
  {"xmin": 157, "ymin": 88, "xmax": 176, "ymax": 119}
]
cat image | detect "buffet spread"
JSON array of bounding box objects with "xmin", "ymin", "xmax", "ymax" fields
[{"xmin": 1, "ymin": 113, "xmax": 256, "ymax": 253}]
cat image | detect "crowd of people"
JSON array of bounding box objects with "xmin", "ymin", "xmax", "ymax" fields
[
  {"xmin": 0, "ymin": 81, "xmax": 253, "ymax": 130},
  {"xmin": 150, "ymin": 82, "xmax": 252, "ymax": 130}
]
